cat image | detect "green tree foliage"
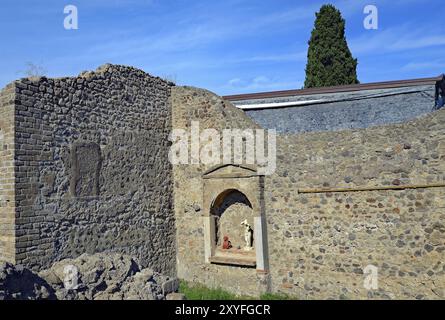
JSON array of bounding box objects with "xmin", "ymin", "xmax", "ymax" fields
[{"xmin": 304, "ymin": 4, "xmax": 359, "ymax": 88}]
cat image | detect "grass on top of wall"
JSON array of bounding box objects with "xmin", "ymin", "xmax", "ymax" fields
[{"xmin": 178, "ymin": 280, "xmax": 295, "ymax": 300}]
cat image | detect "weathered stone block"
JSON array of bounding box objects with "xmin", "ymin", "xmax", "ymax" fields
[{"xmin": 161, "ymin": 278, "xmax": 180, "ymax": 296}]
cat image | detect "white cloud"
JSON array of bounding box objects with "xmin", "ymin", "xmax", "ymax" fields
[
  {"xmin": 391, "ymin": 35, "xmax": 445, "ymax": 51},
  {"xmin": 401, "ymin": 60, "xmax": 445, "ymax": 71},
  {"xmin": 228, "ymin": 78, "xmax": 244, "ymax": 87},
  {"xmin": 350, "ymin": 23, "xmax": 445, "ymax": 55},
  {"xmin": 224, "ymin": 75, "xmax": 302, "ymax": 93},
  {"xmin": 252, "ymin": 76, "xmax": 270, "ymax": 84},
  {"xmin": 241, "ymin": 52, "xmax": 306, "ymax": 63}
]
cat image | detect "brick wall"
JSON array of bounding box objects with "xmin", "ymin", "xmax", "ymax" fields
[
  {"xmin": 0, "ymin": 83, "xmax": 16, "ymax": 263},
  {"xmin": 11, "ymin": 65, "xmax": 176, "ymax": 273}
]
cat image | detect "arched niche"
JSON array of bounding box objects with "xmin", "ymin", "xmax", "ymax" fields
[
  {"xmin": 202, "ymin": 164, "xmax": 269, "ymax": 272},
  {"xmin": 211, "ymin": 189, "xmax": 254, "ymax": 249}
]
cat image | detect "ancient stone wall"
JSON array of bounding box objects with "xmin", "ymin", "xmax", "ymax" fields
[
  {"xmin": 0, "ymin": 83, "xmax": 16, "ymax": 263},
  {"xmin": 10, "ymin": 65, "xmax": 176, "ymax": 273},
  {"xmin": 268, "ymin": 111, "xmax": 445, "ymax": 299},
  {"xmin": 172, "ymin": 87, "xmax": 270, "ymax": 296},
  {"xmin": 1, "ymin": 64, "xmax": 444, "ymax": 299},
  {"xmin": 173, "ymin": 85, "xmax": 445, "ymax": 299}
]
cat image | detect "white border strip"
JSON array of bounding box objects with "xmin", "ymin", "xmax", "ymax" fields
[{"xmin": 235, "ymin": 99, "xmax": 324, "ymax": 110}]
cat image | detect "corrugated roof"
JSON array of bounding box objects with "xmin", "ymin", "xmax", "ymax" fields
[{"xmin": 223, "ymin": 75, "xmax": 443, "ymax": 101}]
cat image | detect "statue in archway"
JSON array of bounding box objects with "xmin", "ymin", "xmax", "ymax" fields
[{"xmin": 240, "ymin": 219, "xmax": 253, "ymax": 251}]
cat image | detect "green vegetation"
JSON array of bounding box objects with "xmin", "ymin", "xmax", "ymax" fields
[
  {"xmin": 304, "ymin": 4, "xmax": 359, "ymax": 88},
  {"xmin": 179, "ymin": 280, "xmax": 296, "ymax": 300},
  {"xmin": 179, "ymin": 280, "xmax": 250, "ymax": 300},
  {"xmin": 259, "ymin": 292, "xmax": 293, "ymax": 300}
]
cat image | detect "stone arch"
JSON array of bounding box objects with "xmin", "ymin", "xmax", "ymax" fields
[{"xmin": 210, "ymin": 189, "xmax": 252, "ymax": 213}]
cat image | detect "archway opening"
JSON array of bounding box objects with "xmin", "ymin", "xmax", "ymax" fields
[{"xmin": 210, "ymin": 189, "xmax": 254, "ymax": 251}]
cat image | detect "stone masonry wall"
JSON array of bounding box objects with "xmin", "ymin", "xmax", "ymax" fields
[
  {"xmin": 171, "ymin": 86, "xmax": 270, "ymax": 297},
  {"xmin": 10, "ymin": 65, "xmax": 176, "ymax": 273},
  {"xmin": 268, "ymin": 110, "xmax": 445, "ymax": 299},
  {"xmin": 0, "ymin": 83, "xmax": 16, "ymax": 263},
  {"xmin": 2, "ymin": 64, "xmax": 444, "ymax": 299},
  {"xmin": 173, "ymin": 85, "xmax": 445, "ymax": 299}
]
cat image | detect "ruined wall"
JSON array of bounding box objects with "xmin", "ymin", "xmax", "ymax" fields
[
  {"xmin": 268, "ymin": 111, "xmax": 445, "ymax": 299},
  {"xmin": 173, "ymin": 86, "xmax": 445, "ymax": 299},
  {"xmin": 172, "ymin": 87, "xmax": 270, "ymax": 297},
  {"xmin": 0, "ymin": 84, "xmax": 16, "ymax": 263},
  {"xmin": 11, "ymin": 65, "xmax": 176, "ymax": 273},
  {"xmin": 2, "ymin": 64, "xmax": 444, "ymax": 299}
]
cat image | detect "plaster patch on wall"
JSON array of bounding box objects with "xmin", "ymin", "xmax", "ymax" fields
[{"xmin": 70, "ymin": 142, "xmax": 101, "ymax": 198}]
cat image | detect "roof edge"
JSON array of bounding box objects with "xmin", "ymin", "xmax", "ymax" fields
[{"xmin": 223, "ymin": 75, "xmax": 444, "ymax": 101}]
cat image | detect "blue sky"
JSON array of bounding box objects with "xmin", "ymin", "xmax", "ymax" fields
[{"xmin": 1, "ymin": 0, "xmax": 444, "ymax": 95}]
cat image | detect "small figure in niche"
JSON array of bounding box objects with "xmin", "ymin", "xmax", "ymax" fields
[
  {"xmin": 222, "ymin": 236, "xmax": 232, "ymax": 250},
  {"xmin": 240, "ymin": 219, "xmax": 253, "ymax": 251}
]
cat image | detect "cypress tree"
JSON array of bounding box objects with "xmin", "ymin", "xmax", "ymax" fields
[{"xmin": 304, "ymin": 4, "xmax": 359, "ymax": 88}]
